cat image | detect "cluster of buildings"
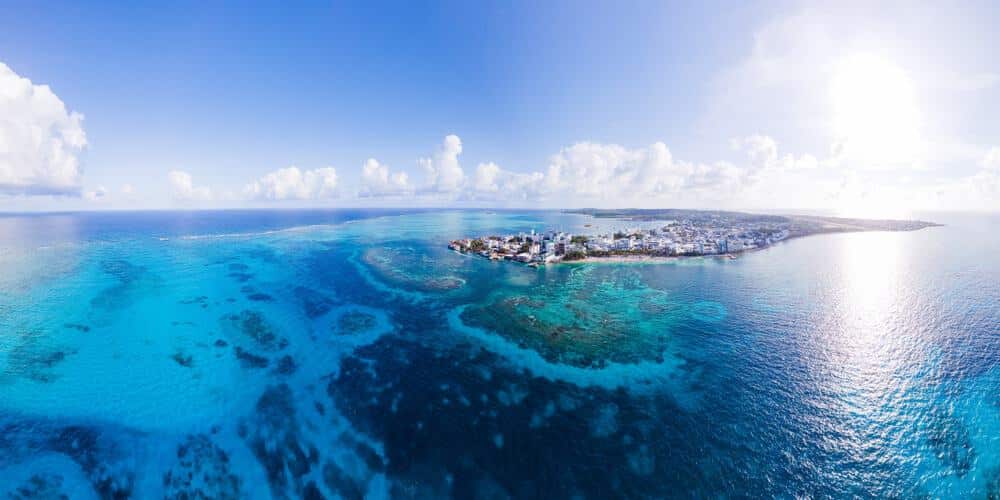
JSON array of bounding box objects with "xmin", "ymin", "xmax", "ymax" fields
[{"xmin": 449, "ymin": 219, "xmax": 791, "ymax": 264}]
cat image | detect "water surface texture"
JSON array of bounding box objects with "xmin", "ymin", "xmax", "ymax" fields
[{"xmin": 0, "ymin": 210, "xmax": 997, "ymax": 498}]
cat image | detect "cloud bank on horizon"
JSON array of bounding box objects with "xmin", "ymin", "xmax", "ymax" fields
[{"xmin": 1, "ymin": 2, "xmax": 998, "ymax": 214}]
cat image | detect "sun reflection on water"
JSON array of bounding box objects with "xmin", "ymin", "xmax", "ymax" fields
[{"xmin": 813, "ymin": 232, "xmax": 925, "ymax": 465}]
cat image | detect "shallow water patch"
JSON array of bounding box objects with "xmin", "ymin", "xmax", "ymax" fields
[{"xmin": 361, "ymin": 245, "xmax": 467, "ymax": 294}]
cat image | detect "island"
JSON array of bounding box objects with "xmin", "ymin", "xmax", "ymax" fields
[{"xmin": 448, "ymin": 209, "xmax": 940, "ymax": 265}]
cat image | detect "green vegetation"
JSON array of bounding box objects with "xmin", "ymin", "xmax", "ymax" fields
[
  {"xmin": 613, "ymin": 231, "xmax": 627, "ymax": 240},
  {"xmin": 469, "ymin": 239, "xmax": 487, "ymax": 252},
  {"xmin": 570, "ymin": 235, "xmax": 589, "ymax": 244},
  {"xmin": 563, "ymin": 250, "xmax": 587, "ymax": 261}
]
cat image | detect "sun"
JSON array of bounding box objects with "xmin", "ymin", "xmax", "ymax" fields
[{"xmin": 830, "ymin": 53, "xmax": 923, "ymax": 168}]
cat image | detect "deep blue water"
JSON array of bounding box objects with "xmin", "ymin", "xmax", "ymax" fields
[{"xmin": 0, "ymin": 209, "xmax": 997, "ymax": 498}]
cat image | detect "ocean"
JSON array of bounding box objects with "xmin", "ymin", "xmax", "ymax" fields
[{"xmin": 0, "ymin": 209, "xmax": 997, "ymax": 498}]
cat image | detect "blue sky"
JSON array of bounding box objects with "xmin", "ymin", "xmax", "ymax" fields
[{"xmin": 1, "ymin": 0, "xmax": 998, "ymax": 213}]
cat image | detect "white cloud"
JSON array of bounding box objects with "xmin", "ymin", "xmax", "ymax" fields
[
  {"xmin": 732, "ymin": 134, "xmax": 822, "ymax": 175},
  {"xmin": 734, "ymin": 134, "xmax": 778, "ymax": 168},
  {"xmin": 419, "ymin": 134, "xmax": 465, "ymax": 194},
  {"xmin": 83, "ymin": 185, "xmax": 107, "ymax": 201},
  {"xmin": 468, "ymin": 162, "xmax": 545, "ymax": 201},
  {"xmin": 168, "ymin": 170, "xmax": 212, "ymax": 201},
  {"xmin": 360, "ymin": 158, "xmax": 411, "ymax": 197},
  {"xmin": 983, "ymin": 147, "xmax": 1000, "ymax": 171},
  {"xmin": 966, "ymin": 147, "xmax": 1000, "ymax": 202},
  {"xmin": 243, "ymin": 166, "xmax": 339, "ymax": 201},
  {"xmin": 472, "ymin": 162, "xmax": 502, "ymax": 193},
  {"xmin": 451, "ymin": 140, "xmax": 751, "ymax": 205},
  {"xmin": 543, "ymin": 141, "xmax": 742, "ymax": 202},
  {"xmin": 121, "ymin": 184, "xmax": 134, "ymax": 195},
  {"xmin": 0, "ymin": 62, "xmax": 87, "ymax": 195}
]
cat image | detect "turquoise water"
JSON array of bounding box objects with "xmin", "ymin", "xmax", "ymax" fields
[{"xmin": 0, "ymin": 209, "xmax": 997, "ymax": 498}]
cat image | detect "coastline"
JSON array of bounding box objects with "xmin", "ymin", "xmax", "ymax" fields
[
  {"xmin": 448, "ymin": 209, "xmax": 941, "ymax": 268},
  {"xmin": 555, "ymin": 253, "xmax": 732, "ymax": 265},
  {"xmin": 453, "ymin": 224, "xmax": 941, "ymax": 267}
]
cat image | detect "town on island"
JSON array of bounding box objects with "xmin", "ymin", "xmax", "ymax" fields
[{"xmin": 448, "ymin": 209, "xmax": 939, "ymax": 266}]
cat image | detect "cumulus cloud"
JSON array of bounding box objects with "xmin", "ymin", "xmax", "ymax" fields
[
  {"xmin": 468, "ymin": 162, "xmax": 545, "ymax": 201},
  {"xmin": 543, "ymin": 141, "xmax": 742, "ymax": 201},
  {"xmin": 734, "ymin": 135, "xmax": 779, "ymax": 169},
  {"xmin": 419, "ymin": 134, "xmax": 465, "ymax": 194},
  {"xmin": 360, "ymin": 158, "xmax": 411, "ymax": 197},
  {"xmin": 243, "ymin": 166, "xmax": 339, "ymax": 201},
  {"xmin": 472, "ymin": 162, "xmax": 502, "ymax": 193},
  {"xmin": 451, "ymin": 140, "xmax": 751, "ymax": 205},
  {"xmin": 732, "ymin": 134, "xmax": 821, "ymax": 176},
  {"xmin": 0, "ymin": 62, "xmax": 87, "ymax": 195},
  {"xmin": 168, "ymin": 170, "xmax": 212, "ymax": 201}
]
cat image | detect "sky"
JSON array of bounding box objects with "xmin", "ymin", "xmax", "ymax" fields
[{"xmin": 1, "ymin": 0, "xmax": 998, "ymax": 215}]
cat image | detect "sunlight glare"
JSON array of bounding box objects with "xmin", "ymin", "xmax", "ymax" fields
[{"xmin": 830, "ymin": 54, "xmax": 923, "ymax": 168}]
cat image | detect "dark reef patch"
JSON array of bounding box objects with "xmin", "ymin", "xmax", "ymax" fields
[
  {"xmin": 243, "ymin": 384, "xmax": 316, "ymax": 497},
  {"xmin": 228, "ymin": 262, "xmax": 250, "ymax": 272},
  {"xmin": 323, "ymin": 462, "xmax": 366, "ymax": 500},
  {"xmin": 234, "ymin": 347, "xmax": 269, "ymax": 369},
  {"xmin": 336, "ymin": 310, "xmax": 378, "ymax": 335},
  {"xmin": 63, "ymin": 323, "xmax": 91, "ymax": 333},
  {"xmin": 7, "ymin": 473, "xmax": 68, "ymax": 500},
  {"xmin": 171, "ymin": 350, "xmax": 194, "ymax": 368},
  {"xmin": 458, "ymin": 266, "xmax": 679, "ymax": 368},
  {"xmin": 247, "ymin": 292, "xmax": 274, "ymax": 302},
  {"xmin": 4, "ymin": 334, "xmax": 76, "ymax": 383},
  {"xmin": 162, "ymin": 434, "xmax": 242, "ymax": 499},
  {"xmin": 90, "ymin": 259, "xmax": 149, "ymax": 310},
  {"xmin": 48, "ymin": 425, "xmax": 135, "ymax": 498},
  {"xmin": 926, "ymin": 407, "xmax": 976, "ymax": 476},
  {"xmin": 227, "ymin": 271, "xmax": 254, "ymax": 283},
  {"xmin": 327, "ymin": 335, "xmax": 704, "ymax": 498},
  {"xmin": 0, "ymin": 421, "xmax": 142, "ymax": 498},
  {"xmin": 303, "ymin": 481, "xmax": 326, "ymax": 500},
  {"xmin": 225, "ymin": 310, "xmax": 288, "ymax": 351},
  {"xmin": 180, "ymin": 295, "xmax": 209, "ymax": 306},
  {"xmin": 294, "ymin": 286, "xmax": 338, "ymax": 319},
  {"xmin": 274, "ymin": 355, "xmax": 297, "ymax": 375},
  {"xmin": 99, "ymin": 259, "xmax": 143, "ymax": 282},
  {"xmin": 234, "ymin": 382, "xmax": 384, "ymax": 498}
]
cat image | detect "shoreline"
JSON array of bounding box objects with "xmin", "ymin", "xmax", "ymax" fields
[
  {"xmin": 453, "ymin": 224, "xmax": 942, "ymax": 267},
  {"xmin": 448, "ymin": 208, "xmax": 941, "ymax": 268},
  {"xmin": 557, "ymin": 253, "xmax": 738, "ymax": 265}
]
